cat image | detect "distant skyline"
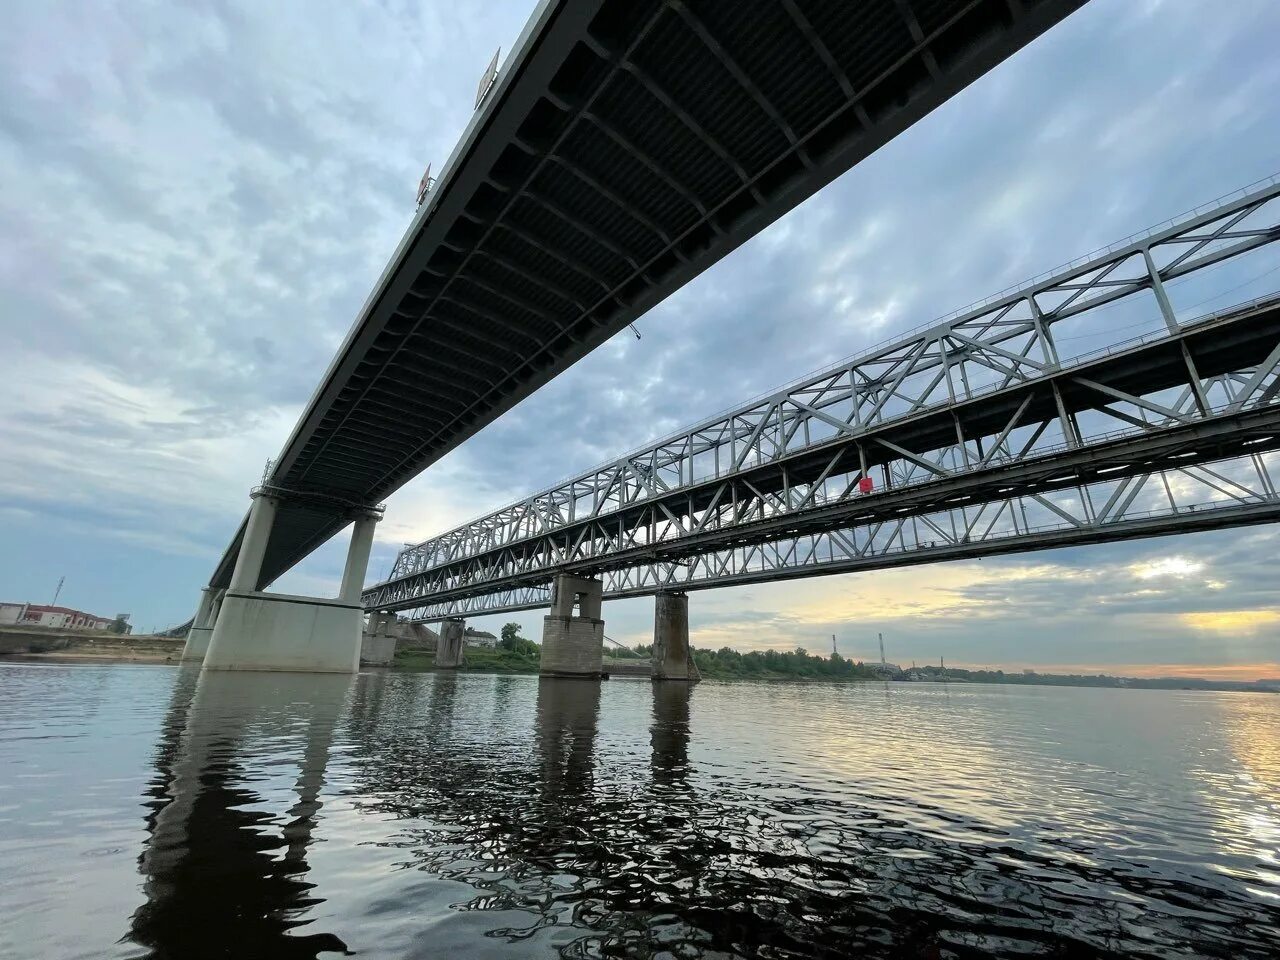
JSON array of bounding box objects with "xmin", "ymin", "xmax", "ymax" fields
[{"xmin": 2, "ymin": 0, "xmax": 1278, "ymax": 678}]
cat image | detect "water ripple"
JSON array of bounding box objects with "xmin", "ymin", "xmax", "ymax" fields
[{"xmin": 0, "ymin": 664, "xmax": 1277, "ymax": 959}]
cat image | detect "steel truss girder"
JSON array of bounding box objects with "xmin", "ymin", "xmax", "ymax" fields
[
  {"xmin": 366, "ymin": 179, "xmax": 1280, "ymax": 612},
  {"xmin": 365, "ymin": 298, "xmax": 1280, "ymax": 611},
  {"xmin": 373, "ymin": 180, "xmax": 1280, "ymax": 589},
  {"xmin": 388, "ymin": 452, "xmax": 1280, "ymax": 620},
  {"xmin": 365, "ymin": 412, "xmax": 1280, "ymax": 614}
]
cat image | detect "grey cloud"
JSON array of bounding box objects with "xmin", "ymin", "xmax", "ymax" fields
[{"xmin": 2, "ymin": 0, "xmax": 1280, "ymax": 646}]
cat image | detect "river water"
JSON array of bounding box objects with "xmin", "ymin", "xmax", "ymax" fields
[{"xmin": 0, "ymin": 663, "xmax": 1277, "ymax": 959}]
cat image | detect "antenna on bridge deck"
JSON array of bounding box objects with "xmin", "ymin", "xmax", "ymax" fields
[
  {"xmin": 260, "ymin": 459, "xmax": 275, "ymax": 484},
  {"xmin": 416, "ymin": 163, "xmax": 434, "ymax": 207},
  {"xmin": 628, "ymin": 322, "xmax": 642, "ymax": 340},
  {"xmin": 475, "ymin": 48, "xmax": 500, "ymax": 110}
]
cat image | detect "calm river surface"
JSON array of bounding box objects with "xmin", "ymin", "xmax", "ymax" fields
[{"xmin": 0, "ymin": 663, "xmax": 1277, "ymax": 959}]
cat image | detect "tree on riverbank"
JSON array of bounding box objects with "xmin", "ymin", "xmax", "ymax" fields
[
  {"xmin": 690, "ymin": 646, "xmax": 881, "ymax": 680},
  {"xmin": 499, "ymin": 622, "xmax": 540, "ymax": 657}
]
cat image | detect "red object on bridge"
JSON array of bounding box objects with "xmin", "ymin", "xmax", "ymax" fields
[{"xmin": 858, "ymin": 476, "xmax": 874, "ymax": 494}]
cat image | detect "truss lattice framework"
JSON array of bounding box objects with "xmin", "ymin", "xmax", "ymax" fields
[
  {"xmin": 364, "ymin": 179, "xmax": 1280, "ymax": 612},
  {"xmin": 364, "ymin": 354, "xmax": 1280, "ymax": 613},
  {"xmin": 391, "ymin": 449, "xmax": 1280, "ymax": 620},
  {"xmin": 381, "ymin": 180, "xmax": 1280, "ymax": 578}
]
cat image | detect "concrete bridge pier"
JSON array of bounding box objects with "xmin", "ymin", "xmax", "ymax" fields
[
  {"xmin": 360, "ymin": 611, "xmax": 399, "ymax": 667},
  {"xmin": 540, "ymin": 575, "xmax": 604, "ymax": 678},
  {"xmin": 651, "ymin": 592, "xmax": 700, "ymax": 682},
  {"xmin": 435, "ymin": 617, "xmax": 466, "ymax": 668},
  {"xmin": 203, "ymin": 493, "xmax": 380, "ymax": 673},
  {"xmin": 180, "ymin": 587, "xmax": 224, "ymax": 663}
]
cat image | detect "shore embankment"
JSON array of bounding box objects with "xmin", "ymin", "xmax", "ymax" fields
[{"xmin": 0, "ymin": 626, "xmax": 183, "ymax": 663}]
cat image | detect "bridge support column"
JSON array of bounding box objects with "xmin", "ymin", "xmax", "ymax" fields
[
  {"xmin": 435, "ymin": 617, "xmax": 465, "ymax": 668},
  {"xmin": 204, "ymin": 496, "xmax": 380, "ymax": 674},
  {"xmin": 540, "ymin": 575, "xmax": 604, "ymax": 678},
  {"xmin": 651, "ymin": 592, "xmax": 700, "ymax": 682},
  {"xmin": 180, "ymin": 587, "xmax": 223, "ymax": 663},
  {"xmin": 360, "ymin": 611, "xmax": 398, "ymax": 667}
]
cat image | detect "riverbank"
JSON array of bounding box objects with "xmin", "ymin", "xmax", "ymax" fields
[
  {"xmin": 8, "ymin": 635, "xmax": 1275, "ymax": 693},
  {"xmin": 0, "ymin": 627, "xmax": 183, "ymax": 663},
  {"xmin": 393, "ymin": 647, "xmax": 540, "ymax": 673},
  {"xmin": 390, "ymin": 648, "xmax": 650, "ymax": 676}
]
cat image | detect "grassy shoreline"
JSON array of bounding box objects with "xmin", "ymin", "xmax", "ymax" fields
[{"xmin": 7, "ymin": 641, "xmax": 1275, "ymax": 693}]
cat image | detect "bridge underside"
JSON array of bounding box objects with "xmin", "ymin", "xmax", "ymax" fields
[{"xmin": 209, "ymin": 0, "xmax": 1086, "ymax": 591}]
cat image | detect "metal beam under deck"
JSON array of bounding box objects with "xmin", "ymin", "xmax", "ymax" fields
[
  {"xmin": 208, "ymin": 0, "xmax": 1089, "ymax": 591},
  {"xmin": 384, "ymin": 491, "xmax": 1280, "ymax": 619},
  {"xmin": 388, "ymin": 473, "xmax": 1280, "ymax": 619}
]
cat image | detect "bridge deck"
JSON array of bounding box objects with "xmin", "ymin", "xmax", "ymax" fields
[{"xmin": 209, "ymin": 0, "xmax": 1086, "ymax": 590}]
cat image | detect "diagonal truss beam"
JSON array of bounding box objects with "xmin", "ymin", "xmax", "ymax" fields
[{"xmin": 368, "ymin": 179, "xmax": 1280, "ymax": 612}]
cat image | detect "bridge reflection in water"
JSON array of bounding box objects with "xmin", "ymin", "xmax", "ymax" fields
[
  {"xmin": 126, "ymin": 669, "xmax": 352, "ymax": 959},
  {"xmin": 124, "ymin": 672, "xmax": 1280, "ymax": 959}
]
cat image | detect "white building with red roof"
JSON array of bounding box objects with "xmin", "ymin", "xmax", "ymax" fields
[{"xmin": 0, "ymin": 602, "xmax": 118, "ymax": 631}]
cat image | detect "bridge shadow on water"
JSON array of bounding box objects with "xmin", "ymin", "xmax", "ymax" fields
[{"xmin": 123, "ymin": 671, "xmax": 1280, "ymax": 960}]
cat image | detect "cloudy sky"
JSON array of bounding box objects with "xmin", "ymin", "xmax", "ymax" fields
[{"xmin": 2, "ymin": 0, "xmax": 1279, "ymax": 678}]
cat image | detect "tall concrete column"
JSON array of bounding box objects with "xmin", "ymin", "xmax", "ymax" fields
[
  {"xmin": 651, "ymin": 591, "xmax": 700, "ymax": 682},
  {"xmin": 540, "ymin": 574, "xmax": 604, "ymax": 678},
  {"xmin": 339, "ymin": 513, "xmax": 379, "ymax": 605},
  {"xmin": 180, "ymin": 587, "xmax": 217, "ymax": 662},
  {"xmin": 228, "ymin": 494, "xmax": 278, "ymax": 593},
  {"xmin": 204, "ymin": 499, "xmax": 381, "ymax": 674},
  {"xmin": 435, "ymin": 617, "xmax": 465, "ymax": 668},
  {"xmin": 194, "ymin": 587, "xmax": 215, "ymax": 625}
]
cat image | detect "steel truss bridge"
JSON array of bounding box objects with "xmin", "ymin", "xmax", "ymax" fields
[
  {"xmin": 364, "ymin": 179, "xmax": 1280, "ymax": 619},
  {"xmin": 206, "ymin": 0, "xmax": 1086, "ymax": 592}
]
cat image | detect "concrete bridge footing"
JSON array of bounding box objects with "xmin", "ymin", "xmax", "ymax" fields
[
  {"xmin": 540, "ymin": 575, "xmax": 604, "ymax": 678},
  {"xmin": 199, "ymin": 493, "xmax": 381, "ymax": 674},
  {"xmin": 181, "ymin": 626, "xmax": 214, "ymax": 662},
  {"xmin": 360, "ymin": 611, "xmax": 398, "ymax": 667},
  {"xmin": 360, "ymin": 633, "xmax": 397, "ymax": 667},
  {"xmin": 435, "ymin": 617, "xmax": 466, "ymax": 668},
  {"xmin": 203, "ymin": 592, "xmax": 367, "ymax": 673},
  {"xmin": 652, "ymin": 592, "xmax": 700, "ymax": 682}
]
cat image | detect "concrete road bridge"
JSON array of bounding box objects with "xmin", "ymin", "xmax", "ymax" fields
[
  {"xmin": 362, "ymin": 179, "xmax": 1280, "ymax": 678},
  {"xmin": 186, "ymin": 0, "xmax": 1090, "ymax": 673}
]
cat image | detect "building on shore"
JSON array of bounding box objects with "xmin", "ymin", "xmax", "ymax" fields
[
  {"xmin": 463, "ymin": 628, "xmax": 497, "ymax": 648},
  {"xmin": 0, "ymin": 602, "xmax": 131, "ymax": 633}
]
